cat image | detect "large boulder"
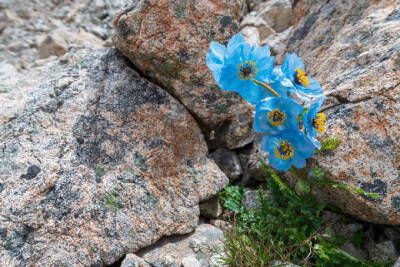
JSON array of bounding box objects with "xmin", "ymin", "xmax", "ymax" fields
[
  {"xmin": 112, "ymin": 0, "xmax": 255, "ymax": 149},
  {"xmin": 0, "ymin": 48, "xmax": 228, "ymax": 266},
  {"xmin": 136, "ymin": 223, "xmax": 225, "ymax": 267},
  {"xmin": 282, "ymin": 0, "xmax": 400, "ymax": 224}
]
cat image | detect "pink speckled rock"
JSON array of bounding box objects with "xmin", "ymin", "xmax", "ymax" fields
[
  {"xmin": 112, "ymin": 0, "xmax": 256, "ymax": 149},
  {"xmin": 0, "ymin": 49, "xmax": 228, "ymax": 266},
  {"xmin": 283, "ymin": 0, "xmax": 400, "ymax": 224}
]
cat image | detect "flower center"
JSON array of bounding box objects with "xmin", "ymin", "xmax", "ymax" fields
[
  {"xmin": 267, "ymin": 109, "xmax": 286, "ymax": 126},
  {"xmin": 312, "ymin": 113, "xmax": 326, "ymax": 134},
  {"xmin": 274, "ymin": 139, "xmax": 295, "ymax": 160},
  {"xmin": 237, "ymin": 60, "xmax": 258, "ymax": 80},
  {"xmin": 294, "ymin": 68, "xmax": 310, "ymax": 87}
]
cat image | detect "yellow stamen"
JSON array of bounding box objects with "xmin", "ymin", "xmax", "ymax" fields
[
  {"xmin": 237, "ymin": 60, "xmax": 258, "ymax": 80},
  {"xmin": 295, "ymin": 68, "xmax": 310, "ymax": 87},
  {"xmin": 313, "ymin": 113, "xmax": 326, "ymax": 134},
  {"xmin": 267, "ymin": 109, "xmax": 286, "ymax": 126},
  {"xmin": 274, "ymin": 139, "xmax": 295, "ymax": 160}
]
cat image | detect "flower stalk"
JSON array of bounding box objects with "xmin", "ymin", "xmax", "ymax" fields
[{"xmin": 251, "ymin": 78, "xmax": 280, "ymax": 97}]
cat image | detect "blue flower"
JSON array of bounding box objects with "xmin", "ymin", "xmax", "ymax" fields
[
  {"xmin": 206, "ymin": 34, "xmax": 275, "ymax": 104},
  {"xmin": 253, "ymin": 97, "xmax": 303, "ymax": 134},
  {"xmin": 304, "ymin": 96, "xmax": 326, "ymax": 149},
  {"xmin": 261, "ymin": 129, "xmax": 315, "ymax": 171},
  {"xmin": 280, "ymin": 53, "xmax": 323, "ymax": 102}
]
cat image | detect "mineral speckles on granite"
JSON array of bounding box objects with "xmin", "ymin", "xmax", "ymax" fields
[
  {"xmin": 19, "ymin": 165, "xmax": 41, "ymax": 180},
  {"xmin": 0, "ymin": 48, "xmax": 228, "ymax": 266},
  {"xmin": 112, "ymin": 0, "xmax": 255, "ymax": 149}
]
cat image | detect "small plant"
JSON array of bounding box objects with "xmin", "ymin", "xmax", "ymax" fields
[
  {"xmin": 217, "ymin": 163, "xmax": 392, "ymax": 267},
  {"xmin": 103, "ymin": 191, "xmax": 123, "ymax": 212}
]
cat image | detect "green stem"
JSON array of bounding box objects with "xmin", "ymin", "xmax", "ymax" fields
[{"xmin": 251, "ymin": 78, "xmax": 280, "ymax": 97}]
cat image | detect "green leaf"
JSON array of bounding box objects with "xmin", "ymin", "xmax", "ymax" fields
[
  {"xmin": 311, "ymin": 165, "xmax": 325, "ymax": 181},
  {"xmin": 320, "ymin": 136, "xmax": 340, "ymax": 151},
  {"xmin": 295, "ymin": 180, "xmax": 311, "ymax": 195},
  {"xmin": 297, "ymin": 108, "xmax": 308, "ymax": 123}
]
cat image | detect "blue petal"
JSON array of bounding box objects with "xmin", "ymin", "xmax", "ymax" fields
[
  {"xmin": 281, "ymin": 53, "xmax": 305, "ymax": 81},
  {"xmin": 291, "ymin": 154, "xmax": 307, "ymax": 169},
  {"xmin": 269, "ymin": 152, "xmax": 291, "ymax": 171},
  {"xmin": 290, "ymin": 131, "xmax": 315, "ymax": 158},
  {"xmin": 219, "ymin": 64, "xmax": 244, "ymax": 92},
  {"xmin": 227, "ymin": 34, "xmax": 247, "ymax": 54},
  {"xmin": 255, "ymin": 56, "xmax": 274, "ymax": 82},
  {"xmin": 238, "ymin": 80, "xmax": 268, "ymax": 105},
  {"xmin": 261, "ymin": 134, "xmax": 278, "ymax": 152},
  {"xmin": 308, "ymin": 135, "xmax": 322, "ymax": 150},
  {"xmin": 206, "ymin": 42, "xmax": 226, "ymax": 83},
  {"xmin": 224, "ymin": 42, "xmax": 251, "ymax": 66},
  {"xmin": 304, "ymin": 96, "xmax": 325, "ymax": 137},
  {"xmin": 295, "ymin": 77, "xmax": 323, "ymax": 100}
]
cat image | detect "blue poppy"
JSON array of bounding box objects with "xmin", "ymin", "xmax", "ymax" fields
[
  {"xmin": 261, "ymin": 129, "xmax": 315, "ymax": 171},
  {"xmin": 304, "ymin": 96, "xmax": 326, "ymax": 149},
  {"xmin": 206, "ymin": 34, "xmax": 275, "ymax": 104},
  {"xmin": 253, "ymin": 97, "xmax": 303, "ymax": 134},
  {"xmin": 280, "ymin": 53, "xmax": 323, "ymax": 102},
  {"xmin": 269, "ymin": 66, "xmax": 296, "ymax": 97}
]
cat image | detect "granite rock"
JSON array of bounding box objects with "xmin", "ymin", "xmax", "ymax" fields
[
  {"xmin": 121, "ymin": 254, "xmax": 150, "ymax": 267},
  {"xmin": 112, "ymin": 0, "xmax": 256, "ymax": 150},
  {"xmin": 283, "ymin": 0, "xmax": 400, "ymax": 224},
  {"xmin": 254, "ymin": 0, "xmax": 293, "ymax": 33},
  {"xmin": 137, "ymin": 223, "xmax": 225, "ymax": 267},
  {"xmin": 0, "ymin": 48, "xmax": 228, "ymax": 266}
]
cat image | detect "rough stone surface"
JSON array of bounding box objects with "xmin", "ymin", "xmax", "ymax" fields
[
  {"xmin": 210, "ymin": 148, "xmax": 243, "ymax": 182},
  {"xmin": 0, "ymin": 0, "xmax": 127, "ymax": 72},
  {"xmin": 242, "ymin": 189, "xmax": 269, "ymax": 210},
  {"xmin": 240, "ymin": 26, "xmax": 260, "ymax": 46},
  {"xmin": 283, "ymin": 0, "xmax": 400, "ymax": 224},
  {"xmin": 112, "ymin": 0, "xmax": 256, "ymax": 150},
  {"xmin": 200, "ymin": 196, "xmax": 223, "ymax": 219},
  {"xmin": 261, "ymin": 26, "xmax": 292, "ymax": 61},
  {"xmin": 38, "ymin": 34, "xmax": 68, "ymax": 59},
  {"xmin": 240, "ymin": 12, "xmax": 275, "ymax": 40},
  {"xmin": 254, "ymin": 0, "xmax": 293, "ymax": 33},
  {"xmin": 0, "ymin": 48, "xmax": 228, "ymax": 266},
  {"xmin": 121, "ymin": 254, "xmax": 150, "ymax": 267},
  {"xmin": 137, "ymin": 223, "xmax": 225, "ymax": 267},
  {"xmin": 369, "ymin": 240, "xmax": 399, "ymax": 263},
  {"xmin": 239, "ymin": 135, "xmax": 267, "ymax": 182}
]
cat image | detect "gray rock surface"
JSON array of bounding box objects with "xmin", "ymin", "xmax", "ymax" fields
[
  {"xmin": 121, "ymin": 254, "xmax": 150, "ymax": 267},
  {"xmin": 137, "ymin": 224, "xmax": 225, "ymax": 267},
  {"xmin": 369, "ymin": 240, "xmax": 399, "ymax": 263},
  {"xmin": 254, "ymin": 0, "xmax": 293, "ymax": 33},
  {"xmin": 210, "ymin": 148, "xmax": 243, "ymax": 182},
  {"xmin": 0, "ymin": 48, "xmax": 228, "ymax": 266},
  {"xmin": 0, "ymin": 0, "xmax": 127, "ymax": 72},
  {"xmin": 200, "ymin": 196, "xmax": 223, "ymax": 219}
]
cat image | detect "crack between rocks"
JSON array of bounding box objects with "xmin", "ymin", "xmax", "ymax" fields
[
  {"xmin": 322, "ymin": 94, "xmax": 372, "ymax": 112},
  {"xmin": 323, "ymin": 81, "xmax": 399, "ymax": 112},
  {"xmin": 117, "ymin": 49, "xmax": 210, "ymax": 145}
]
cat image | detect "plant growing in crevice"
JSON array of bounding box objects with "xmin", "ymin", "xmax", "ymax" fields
[{"xmin": 208, "ymin": 34, "xmax": 389, "ymax": 266}]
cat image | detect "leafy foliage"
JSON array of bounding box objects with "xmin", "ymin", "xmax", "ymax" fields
[
  {"xmin": 218, "ymin": 160, "xmax": 391, "ymax": 267},
  {"xmin": 320, "ymin": 136, "xmax": 340, "ymax": 151},
  {"xmin": 218, "ymin": 186, "xmax": 245, "ymax": 214}
]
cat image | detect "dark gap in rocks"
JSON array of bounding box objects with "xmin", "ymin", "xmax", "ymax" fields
[{"xmin": 106, "ymin": 254, "xmax": 125, "ymax": 267}]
